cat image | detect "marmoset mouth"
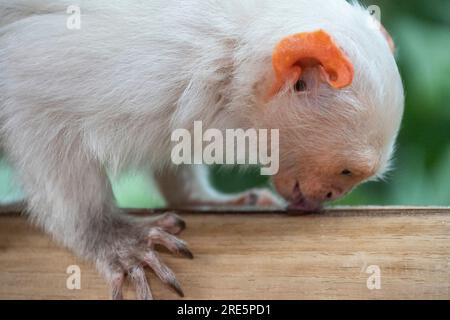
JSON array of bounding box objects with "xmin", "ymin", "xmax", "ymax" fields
[{"xmin": 287, "ymin": 182, "xmax": 323, "ymax": 213}]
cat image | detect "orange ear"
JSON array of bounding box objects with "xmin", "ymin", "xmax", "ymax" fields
[{"xmin": 269, "ymin": 30, "xmax": 354, "ymax": 98}]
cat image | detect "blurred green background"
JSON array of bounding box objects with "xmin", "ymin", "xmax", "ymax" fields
[{"xmin": 0, "ymin": 0, "xmax": 449, "ymax": 207}]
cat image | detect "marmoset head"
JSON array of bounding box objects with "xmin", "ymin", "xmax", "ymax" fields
[{"xmin": 241, "ymin": 2, "xmax": 404, "ymax": 211}]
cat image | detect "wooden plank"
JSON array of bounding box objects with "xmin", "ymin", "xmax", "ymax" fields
[{"xmin": 0, "ymin": 207, "xmax": 449, "ymax": 299}]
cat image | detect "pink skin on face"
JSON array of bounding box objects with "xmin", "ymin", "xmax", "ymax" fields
[{"xmin": 272, "ymin": 156, "xmax": 377, "ymax": 212}]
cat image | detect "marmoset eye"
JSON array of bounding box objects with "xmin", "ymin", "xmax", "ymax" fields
[{"xmin": 341, "ymin": 169, "xmax": 352, "ymax": 176}]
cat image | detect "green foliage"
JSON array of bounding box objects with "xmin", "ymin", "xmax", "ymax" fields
[
  {"xmin": 111, "ymin": 172, "xmax": 166, "ymax": 208},
  {"xmin": 0, "ymin": 159, "xmax": 23, "ymax": 204}
]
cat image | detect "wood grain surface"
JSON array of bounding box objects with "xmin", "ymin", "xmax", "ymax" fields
[{"xmin": 0, "ymin": 207, "xmax": 449, "ymax": 300}]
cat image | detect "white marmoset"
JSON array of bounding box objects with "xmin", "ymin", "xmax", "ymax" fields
[{"xmin": 0, "ymin": 0, "xmax": 404, "ymax": 299}]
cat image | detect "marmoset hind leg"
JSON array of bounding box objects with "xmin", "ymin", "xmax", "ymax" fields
[
  {"xmin": 3, "ymin": 130, "xmax": 192, "ymax": 300},
  {"xmin": 155, "ymin": 165, "xmax": 285, "ymax": 208}
]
